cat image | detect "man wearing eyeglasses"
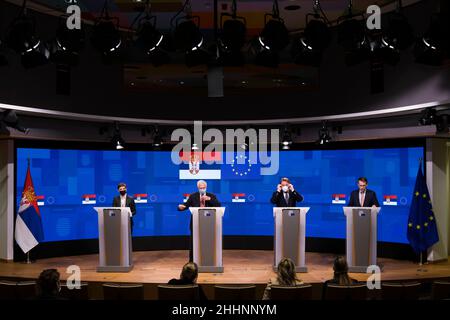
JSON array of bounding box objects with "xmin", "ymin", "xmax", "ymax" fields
[{"xmin": 348, "ymin": 177, "xmax": 380, "ymax": 207}]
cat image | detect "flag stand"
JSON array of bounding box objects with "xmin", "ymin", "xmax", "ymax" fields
[
  {"xmin": 417, "ymin": 252, "xmax": 428, "ymax": 272},
  {"xmin": 21, "ymin": 251, "xmax": 35, "ymax": 264}
]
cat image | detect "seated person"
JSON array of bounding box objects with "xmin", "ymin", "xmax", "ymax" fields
[
  {"xmin": 322, "ymin": 256, "xmax": 358, "ymax": 297},
  {"xmin": 35, "ymin": 269, "xmax": 65, "ymax": 300},
  {"xmin": 168, "ymin": 262, "xmax": 207, "ymax": 300},
  {"xmin": 262, "ymin": 258, "xmax": 304, "ymax": 300}
]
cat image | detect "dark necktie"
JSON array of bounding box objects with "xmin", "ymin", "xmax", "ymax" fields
[{"xmin": 284, "ymin": 192, "xmax": 289, "ymax": 203}]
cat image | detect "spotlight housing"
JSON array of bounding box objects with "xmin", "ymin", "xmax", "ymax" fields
[
  {"xmin": 418, "ymin": 108, "xmax": 437, "ymax": 126},
  {"xmin": 281, "ymin": 126, "xmax": 293, "ymax": 148},
  {"xmin": 218, "ymin": 0, "xmax": 247, "ymax": 66},
  {"xmin": 91, "ymin": 2, "xmax": 122, "ymax": 56},
  {"xmin": 317, "ymin": 121, "xmax": 332, "ymax": 145},
  {"xmin": 337, "ymin": 1, "xmax": 369, "ymax": 66},
  {"xmin": 292, "ymin": 1, "xmax": 331, "ymax": 67},
  {"xmin": 133, "ymin": 3, "xmax": 170, "ymax": 67},
  {"xmin": 414, "ymin": 14, "xmax": 446, "ymax": 66},
  {"xmin": 51, "ymin": 15, "xmax": 85, "ymax": 66},
  {"xmin": 6, "ymin": 9, "xmax": 49, "ymax": 68},
  {"xmin": 111, "ymin": 123, "xmax": 125, "ymax": 150},
  {"xmin": 254, "ymin": 0, "xmax": 289, "ymax": 68},
  {"xmin": 0, "ymin": 110, "xmax": 29, "ymax": 134}
]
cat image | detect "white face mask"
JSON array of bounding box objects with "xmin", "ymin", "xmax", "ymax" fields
[
  {"xmin": 282, "ymin": 186, "xmax": 289, "ymax": 192},
  {"xmin": 199, "ymin": 188, "xmax": 206, "ymax": 195}
]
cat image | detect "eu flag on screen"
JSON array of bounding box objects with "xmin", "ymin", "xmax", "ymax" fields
[{"xmin": 407, "ymin": 165, "xmax": 439, "ymax": 254}]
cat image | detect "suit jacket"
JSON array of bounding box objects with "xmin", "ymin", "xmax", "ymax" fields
[
  {"xmin": 348, "ymin": 189, "xmax": 380, "ymax": 207},
  {"xmin": 270, "ymin": 190, "xmax": 304, "ymax": 207},
  {"xmin": 112, "ymin": 195, "xmax": 137, "ymax": 216},
  {"xmin": 178, "ymin": 192, "xmax": 221, "ymax": 230}
]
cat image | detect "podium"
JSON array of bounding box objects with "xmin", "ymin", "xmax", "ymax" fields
[
  {"xmin": 273, "ymin": 207, "xmax": 310, "ymax": 272},
  {"xmin": 94, "ymin": 207, "xmax": 133, "ymax": 272},
  {"xmin": 343, "ymin": 207, "xmax": 381, "ymax": 273},
  {"xmin": 189, "ymin": 207, "xmax": 225, "ymax": 273}
]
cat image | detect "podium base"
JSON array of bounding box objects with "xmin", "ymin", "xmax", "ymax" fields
[
  {"xmin": 273, "ymin": 266, "xmax": 308, "ymax": 273},
  {"xmin": 97, "ymin": 265, "xmax": 134, "ymax": 273},
  {"xmin": 198, "ymin": 266, "xmax": 224, "ymax": 273}
]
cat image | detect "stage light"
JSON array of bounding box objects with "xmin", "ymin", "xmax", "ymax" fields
[
  {"xmin": 152, "ymin": 127, "xmax": 163, "ymax": 148},
  {"xmin": 51, "ymin": 15, "xmax": 85, "ymax": 66},
  {"xmin": 0, "ymin": 110, "xmax": 29, "ymax": 134},
  {"xmin": 414, "ymin": 14, "xmax": 446, "ymax": 66},
  {"xmin": 317, "ymin": 121, "xmax": 331, "ymax": 145},
  {"xmin": 253, "ymin": 0, "xmax": 289, "ymax": 68},
  {"xmin": 218, "ymin": 0, "xmax": 247, "ymax": 66},
  {"xmin": 382, "ymin": 11, "xmax": 414, "ymax": 51},
  {"xmin": 418, "ymin": 108, "xmax": 437, "ymax": 126},
  {"xmin": 6, "ymin": 3, "xmax": 49, "ymax": 68},
  {"xmin": 292, "ymin": 1, "xmax": 331, "ymax": 67},
  {"xmin": 91, "ymin": 1, "xmax": 122, "ymax": 56},
  {"xmin": 111, "ymin": 123, "xmax": 125, "ymax": 150},
  {"xmin": 337, "ymin": 1, "xmax": 369, "ymax": 66},
  {"xmin": 171, "ymin": 1, "xmax": 209, "ymax": 67},
  {"xmin": 281, "ymin": 126, "xmax": 293, "ymax": 148},
  {"xmin": 133, "ymin": 2, "xmax": 170, "ymax": 67}
]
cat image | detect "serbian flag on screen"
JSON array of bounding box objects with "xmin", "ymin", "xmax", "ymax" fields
[
  {"xmin": 14, "ymin": 163, "xmax": 44, "ymax": 254},
  {"xmin": 178, "ymin": 151, "xmax": 222, "ymax": 180}
]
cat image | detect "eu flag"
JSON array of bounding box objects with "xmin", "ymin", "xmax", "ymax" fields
[{"xmin": 407, "ymin": 165, "xmax": 439, "ymax": 254}]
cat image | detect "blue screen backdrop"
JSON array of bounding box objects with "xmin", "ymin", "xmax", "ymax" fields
[{"xmin": 16, "ymin": 147, "xmax": 424, "ymax": 244}]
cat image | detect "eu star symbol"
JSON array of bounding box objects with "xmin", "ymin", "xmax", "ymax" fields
[{"xmin": 230, "ymin": 154, "xmax": 252, "ymax": 177}]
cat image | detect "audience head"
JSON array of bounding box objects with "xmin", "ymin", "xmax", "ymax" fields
[
  {"xmin": 36, "ymin": 269, "xmax": 61, "ymax": 297},
  {"xmin": 332, "ymin": 256, "xmax": 352, "ymax": 285},
  {"xmin": 276, "ymin": 258, "xmax": 298, "ymax": 286},
  {"xmin": 180, "ymin": 262, "xmax": 199, "ymax": 284}
]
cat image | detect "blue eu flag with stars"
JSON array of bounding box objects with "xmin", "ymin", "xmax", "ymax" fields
[{"xmin": 407, "ymin": 165, "xmax": 439, "ymax": 254}]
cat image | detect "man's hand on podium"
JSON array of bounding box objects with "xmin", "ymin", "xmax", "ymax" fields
[{"xmin": 178, "ymin": 204, "xmax": 186, "ymax": 211}]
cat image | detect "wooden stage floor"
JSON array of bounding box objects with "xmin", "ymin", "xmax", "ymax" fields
[{"xmin": 1, "ymin": 250, "xmax": 450, "ymax": 285}]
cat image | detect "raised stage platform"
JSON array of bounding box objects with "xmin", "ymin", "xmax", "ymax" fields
[{"xmin": 1, "ymin": 250, "xmax": 449, "ymax": 299}]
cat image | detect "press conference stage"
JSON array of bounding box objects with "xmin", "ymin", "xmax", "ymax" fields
[{"xmin": 1, "ymin": 250, "xmax": 450, "ymax": 299}]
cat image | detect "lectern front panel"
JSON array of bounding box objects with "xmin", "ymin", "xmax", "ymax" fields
[
  {"xmin": 352, "ymin": 209, "xmax": 371, "ymax": 267},
  {"xmin": 103, "ymin": 209, "xmax": 122, "ymax": 266},
  {"xmin": 198, "ymin": 209, "xmax": 216, "ymax": 267},
  {"xmin": 282, "ymin": 209, "xmax": 300, "ymax": 265}
]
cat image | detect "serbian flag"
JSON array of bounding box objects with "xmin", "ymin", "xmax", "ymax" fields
[
  {"xmin": 332, "ymin": 194, "xmax": 346, "ymax": 204},
  {"xmin": 383, "ymin": 195, "xmax": 398, "ymax": 206},
  {"xmin": 178, "ymin": 151, "xmax": 222, "ymax": 180},
  {"xmin": 15, "ymin": 162, "xmax": 44, "ymax": 254},
  {"xmin": 232, "ymin": 193, "xmax": 246, "ymax": 203}
]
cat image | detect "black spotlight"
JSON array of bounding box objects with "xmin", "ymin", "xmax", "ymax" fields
[
  {"xmin": 6, "ymin": 5, "xmax": 49, "ymax": 68},
  {"xmin": 134, "ymin": 2, "xmax": 170, "ymax": 67},
  {"xmin": 292, "ymin": 1, "xmax": 331, "ymax": 67},
  {"xmin": 91, "ymin": 1, "xmax": 122, "ymax": 56},
  {"xmin": 418, "ymin": 108, "xmax": 437, "ymax": 126},
  {"xmin": 111, "ymin": 123, "xmax": 125, "ymax": 150},
  {"xmin": 317, "ymin": 121, "xmax": 332, "ymax": 145},
  {"xmin": 281, "ymin": 126, "xmax": 293, "ymax": 150},
  {"xmin": 414, "ymin": 14, "xmax": 446, "ymax": 66},
  {"xmin": 218, "ymin": 0, "xmax": 247, "ymax": 66},
  {"xmin": 436, "ymin": 114, "xmax": 449, "ymax": 134},
  {"xmin": 51, "ymin": 15, "xmax": 85, "ymax": 66},
  {"xmin": 254, "ymin": 0, "xmax": 289, "ymax": 68},
  {"xmin": 337, "ymin": 1, "xmax": 369, "ymax": 66},
  {"xmin": 382, "ymin": 12, "xmax": 414, "ymax": 51},
  {"xmin": 172, "ymin": 1, "xmax": 208, "ymax": 67},
  {"xmin": 0, "ymin": 110, "xmax": 29, "ymax": 134},
  {"xmin": 152, "ymin": 126, "xmax": 163, "ymax": 148}
]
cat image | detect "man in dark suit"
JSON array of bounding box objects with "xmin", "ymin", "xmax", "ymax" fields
[
  {"xmin": 348, "ymin": 177, "xmax": 380, "ymax": 207},
  {"xmin": 271, "ymin": 177, "xmax": 304, "ymax": 207},
  {"xmin": 112, "ymin": 182, "xmax": 137, "ymax": 233},
  {"xmin": 178, "ymin": 180, "xmax": 221, "ymax": 262}
]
